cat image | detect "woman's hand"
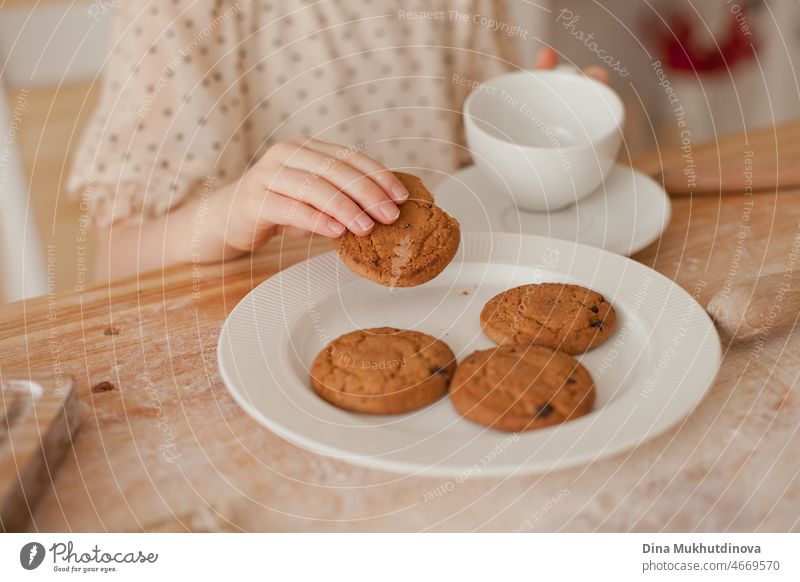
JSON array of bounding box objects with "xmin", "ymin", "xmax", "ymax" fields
[
  {"xmin": 212, "ymin": 139, "xmax": 410, "ymax": 253},
  {"xmin": 534, "ymin": 47, "xmax": 610, "ymax": 85},
  {"xmin": 95, "ymin": 54, "xmax": 610, "ymax": 282}
]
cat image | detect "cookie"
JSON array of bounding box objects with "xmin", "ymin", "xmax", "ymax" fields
[
  {"xmin": 449, "ymin": 345, "xmax": 595, "ymax": 431},
  {"xmin": 393, "ymin": 171, "xmax": 434, "ymax": 203},
  {"xmin": 310, "ymin": 327, "xmax": 456, "ymax": 414},
  {"xmin": 336, "ymin": 199, "xmax": 460, "ymax": 287},
  {"xmin": 480, "ymin": 283, "xmax": 616, "ymax": 354}
]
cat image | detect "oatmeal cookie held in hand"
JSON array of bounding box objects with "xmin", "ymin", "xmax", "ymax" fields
[
  {"xmin": 480, "ymin": 283, "xmax": 616, "ymax": 354},
  {"xmin": 336, "ymin": 172, "xmax": 460, "ymax": 287},
  {"xmin": 311, "ymin": 327, "xmax": 456, "ymax": 414}
]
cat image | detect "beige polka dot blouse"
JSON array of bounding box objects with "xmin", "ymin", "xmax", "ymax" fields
[{"xmin": 68, "ymin": 0, "xmax": 523, "ymax": 227}]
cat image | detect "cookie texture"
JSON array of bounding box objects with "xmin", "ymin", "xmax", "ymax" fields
[
  {"xmin": 449, "ymin": 345, "xmax": 595, "ymax": 431},
  {"xmin": 311, "ymin": 327, "xmax": 456, "ymax": 414},
  {"xmin": 480, "ymin": 283, "xmax": 616, "ymax": 354},
  {"xmin": 394, "ymin": 171, "xmax": 434, "ymax": 203},
  {"xmin": 336, "ymin": 199, "xmax": 460, "ymax": 287}
]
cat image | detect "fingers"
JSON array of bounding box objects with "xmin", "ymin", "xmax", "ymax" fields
[
  {"xmin": 258, "ymin": 189, "xmax": 346, "ymax": 238},
  {"xmin": 534, "ymin": 47, "xmax": 610, "ymax": 85},
  {"xmin": 303, "ymin": 139, "xmax": 410, "ymax": 203},
  {"xmin": 582, "ymin": 66, "xmax": 610, "ymax": 85},
  {"xmin": 263, "ymin": 165, "xmax": 375, "ymax": 235},
  {"xmin": 534, "ymin": 47, "xmax": 558, "ymax": 69},
  {"xmin": 271, "ymin": 142, "xmax": 401, "ymax": 225},
  {"xmin": 250, "ymin": 139, "xmax": 412, "ymax": 241}
]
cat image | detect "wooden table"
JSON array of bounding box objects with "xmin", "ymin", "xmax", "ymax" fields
[{"xmin": 2, "ymin": 123, "xmax": 800, "ymax": 532}]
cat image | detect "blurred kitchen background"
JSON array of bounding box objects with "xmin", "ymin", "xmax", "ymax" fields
[{"xmin": 1, "ymin": 0, "xmax": 798, "ymax": 302}]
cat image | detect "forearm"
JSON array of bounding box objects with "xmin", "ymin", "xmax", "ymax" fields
[
  {"xmin": 91, "ymin": 139, "xmax": 411, "ymax": 281},
  {"xmin": 93, "ymin": 184, "xmax": 246, "ymax": 281}
]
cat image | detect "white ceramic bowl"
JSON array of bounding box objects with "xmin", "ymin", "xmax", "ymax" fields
[{"xmin": 464, "ymin": 69, "xmax": 625, "ymax": 212}]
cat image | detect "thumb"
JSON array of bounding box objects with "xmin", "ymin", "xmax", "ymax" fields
[{"xmin": 534, "ymin": 47, "xmax": 559, "ymax": 69}]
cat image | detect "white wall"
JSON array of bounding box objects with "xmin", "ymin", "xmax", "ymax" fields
[{"xmin": 0, "ymin": 1, "xmax": 111, "ymax": 88}]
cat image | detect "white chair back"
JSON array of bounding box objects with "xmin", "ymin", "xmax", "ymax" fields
[{"xmin": 0, "ymin": 83, "xmax": 47, "ymax": 302}]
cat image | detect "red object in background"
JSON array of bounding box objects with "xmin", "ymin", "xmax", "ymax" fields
[{"xmin": 649, "ymin": 9, "xmax": 758, "ymax": 74}]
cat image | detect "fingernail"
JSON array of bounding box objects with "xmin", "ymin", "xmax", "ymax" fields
[
  {"xmin": 391, "ymin": 184, "xmax": 409, "ymax": 202},
  {"xmin": 355, "ymin": 213, "xmax": 374, "ymax": 232},
  {"xmin": 380, "ymin": 202, "xmax": 400, "ymax": 222},
  {"xmin": 328, "ymin": 219, "xmax": 345, "ymax": 235}
]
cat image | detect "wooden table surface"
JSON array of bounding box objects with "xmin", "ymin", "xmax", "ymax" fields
[{"xmin": 2, "ymin": 123, "xmax": 800, "ymax": 532}]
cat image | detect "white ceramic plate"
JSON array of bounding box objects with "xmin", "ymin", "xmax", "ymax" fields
[
  {"xmin": 217, "ymin": 232, "xmax": 720, "ymax": 477},
  {"xmin": 433, "ymin": 164, "xmax": 671, "ymax": 256}
]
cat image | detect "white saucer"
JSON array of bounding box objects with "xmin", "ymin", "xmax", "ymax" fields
[{"xmin": 433, "ymin": 164, "xmax": 671, "ymax": 256}]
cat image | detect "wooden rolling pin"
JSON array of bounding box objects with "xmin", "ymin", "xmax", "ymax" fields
[
  {"xmin": 706, "ymin": 271, "xmax": 800, "ymax": 341},
  {"xmin": 659, "ymin": 157, "xmax": 800, "ymax": 196}
]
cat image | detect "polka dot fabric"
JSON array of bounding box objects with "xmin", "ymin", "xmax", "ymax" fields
[{"xmin": 68, "ymin": 0, "xmax": 519, "ymax": 227}]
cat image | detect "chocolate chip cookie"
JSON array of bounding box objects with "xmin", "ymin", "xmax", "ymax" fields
[
  {"xmin": 394, "ymin": 171, "xmax": 434, "ymax": 203},
  {"xmin": 449, "ymin": 345, "xmax": 595, "ymax": 431},
  {"xmin": 336, "ymin": 197, "xmax": 460, "ymax": 287},
  {"xmin": 310, "ymin": 327, "xmax": 457, "ymax": 414},
  {"xmin": 480, "ymin": 283, "xmax": 616, "ymax": 354}
]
